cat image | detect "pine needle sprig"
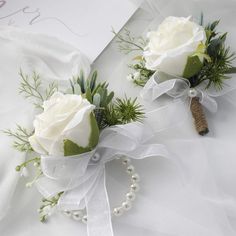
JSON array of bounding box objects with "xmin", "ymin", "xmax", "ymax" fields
[
  {"xmin": 114, "ymin": 97, "xmax": 145, "ymax": 124},
  {"xmin": 103, "ymin": 105, "xmax": 120, "ymax": 127},
  {"xmin": 3, "ymin": 124, "xmax": 33, "ymax": 152},
  {"xmin": 104, "ymin": 97, "xmax": 145, "ymax": 126},
  {"xmin": 19, "ymin": 70, "xmax": 58, "ymax": 109},
  {"xmin": 113, "ymin": 28, "xmax": 146, "ymax": 54}
]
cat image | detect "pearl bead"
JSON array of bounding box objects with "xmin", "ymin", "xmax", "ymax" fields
[
  {"xmin": 62, "ymin": 157, "xmax": 141, "ymax": 221},
  {"xmin": 126, "ymin": 192, "xmax": 136, "ymax": 201},
  {"xmin": 122, "ymin": 158, "xmax": 131, "ymax": 165},
  {"xmin": 91, "ymin": 153, "xmax": 101, "ymax": 162},
  {"xmin": 126, "ymin": 165, "xmax": 135, "ymax": 174},
  {"xmin": 122, "ymin": 201, "xmax": 132, "ymax": 211},
  {"xmin": 131, "ymin": 183, "xmax": 140, "ymax": 192},
  {"xmin": 131, "ymin": 173, "xmax": 140, "ymax": 182},
  {"xmin": 113, "ymin": 207, "xmax": 124, "ymax": 216},
  {"xmin": 72, "ymin": 210, "xmax": 83, "ymax": 221},
  {"xmin": 188, "ymin": 88, "xmax": 198, "ymax": 98},
  {"xmin": 82, "ymin": 215, "xmax": 88, "ymax": 224},
  {"xmin": 63, "ymin": 210, "xmax": 72, "ymax": 217}
]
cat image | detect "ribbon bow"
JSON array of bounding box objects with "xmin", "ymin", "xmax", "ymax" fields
[
  {"xmin": 141, "ymin": 71, "xmax": 235, "ymax": 113},
  {"xmin": 36, "ymin": 122, "xmax": 168, "ymax": 236}
]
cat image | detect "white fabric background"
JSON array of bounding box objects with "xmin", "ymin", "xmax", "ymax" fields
[{"xmin": 1, "ymin": 0, "xmax": 236, "ymax": 235}]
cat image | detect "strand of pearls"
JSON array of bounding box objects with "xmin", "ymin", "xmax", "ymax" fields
[{"xmin": 62, "ymin": 156, "xmax": 140, "ymax": 223}]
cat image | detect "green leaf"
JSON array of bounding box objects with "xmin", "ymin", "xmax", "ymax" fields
[
  {"xmin": 100, "ymin": 89, "xmax": 108, "ymax": 107},
  {"xmin": 89, "ymin": 113, "xmax": 100, "ymax": 148},
  {"xmin": 63, "ymin": 139, "xmax": 91, "ymax": 156},
  {"xmin": 90, "ymin": 71, "xmax": 97, "ymax": 91},
  {"xmin": 183, "ymin": 55, "xmax": 203, "ymax": 78},
  {"xmin": 106, "ymin": 91, "xmax": 114, "ymax": 106},
  {"xmin": 85, "ymin": 87, "xmax": 92, "ymax": 103}
]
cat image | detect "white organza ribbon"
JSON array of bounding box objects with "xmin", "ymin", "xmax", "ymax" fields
[
  {"xmin": 141, "ymin": 71, "xmax": 236, "ymax": 113},
  {"xmin": 36, "ymin": 122, "xmax": 169, "ymax": 236}
]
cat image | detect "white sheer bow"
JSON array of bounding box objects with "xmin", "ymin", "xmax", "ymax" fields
[
  {"xmin": 36, "ymin": 122, "xmax": 169, "ymax": 236},
  {"xmin": 141, "ymin": 71, "xmax": 236, "ymax": 113}
]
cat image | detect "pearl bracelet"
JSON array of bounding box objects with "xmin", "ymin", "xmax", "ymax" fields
[{"xmin": 62, "ymin": 156, "xmax": 140, "ymax": 223}]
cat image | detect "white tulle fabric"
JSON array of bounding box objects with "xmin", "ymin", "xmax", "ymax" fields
[{"xmin": 1, "ymin": 1, "xmax": 236, "ymax": 236}]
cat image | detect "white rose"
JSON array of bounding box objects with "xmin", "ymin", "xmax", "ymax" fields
[
  {"xmin": 29, "ymin": 92, "xmax": 99, "ymax": 156},
  {"xmin": 143, "ymin": 16, "xmax": 206, "ymax": 77}
]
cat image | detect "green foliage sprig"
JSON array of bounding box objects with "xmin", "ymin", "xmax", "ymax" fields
[
  {"xmin": 15, "ymin": 157, "xmax": 40, "ymax": 172},
  {"xmin": 3, "ymin": 125, "xmax": 33, "ymax": 152},
  {"xmin": 69, "ymin": 71, "xmax": 114, "ymax": 108},
  {"xmin": 189, "ymin": 20, "xmax": 236, "ymax": 89},
  {"xmin": 39, "ymin": 192, "xmax": 64, "ymax": 222},
  {"xmin": 114, "ymin": 29, "xmax": 153, "ymax": 87},
  {"xmin": 69, "ymin": 71, "xmax": 144, "ymax": 128},
  {"xmin": 112, "ymin": 28, "xmax": 146, "ymax": 54},
  {"xmin": 19, "ymin": 70, "xmax": 58, "ymax": 109}
]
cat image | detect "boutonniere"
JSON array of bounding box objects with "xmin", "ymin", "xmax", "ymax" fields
[
  {"xmin": 4, "ymin": 69, "xmax": 168, "ymax": 236},
  {"xmin": 115, "ymin": 15, "xmax": 236, "ymax": 135}
]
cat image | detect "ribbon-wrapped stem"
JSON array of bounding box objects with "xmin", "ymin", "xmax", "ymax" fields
[{"xmin": 190, "ymin": 97, "xmax": 209, "ymax": 135}]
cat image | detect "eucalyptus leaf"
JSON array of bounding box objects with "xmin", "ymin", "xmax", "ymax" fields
[{"xmin": 93, "ymin": 93, "xmax": 101, "ymax": 107}]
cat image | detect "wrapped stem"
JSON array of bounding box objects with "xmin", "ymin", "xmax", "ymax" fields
[{"xmin": 190, "ymin": 97, "xmax": 209, "ymax": 135}]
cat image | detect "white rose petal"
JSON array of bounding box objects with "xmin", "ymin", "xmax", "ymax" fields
[
  {"xmin": 28, "ymin": 135, "xmax": 47, "ymax": 154},
  {"xmin": 143, "ymin": 16, "xmax": 206, "ymax": 76},
  {"xmin": 29, "ymin": 92, "xmax": 98, "ymax": 156}
]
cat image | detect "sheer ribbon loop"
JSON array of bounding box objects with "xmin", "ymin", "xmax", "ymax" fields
[{"xmin": 141, "ymin": 71, "xmax": 236, "ymax": 113}]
